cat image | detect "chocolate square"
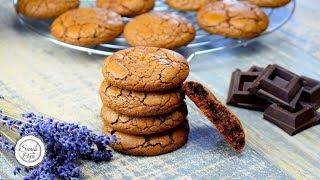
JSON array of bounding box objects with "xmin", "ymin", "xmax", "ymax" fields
[
  {"xmin": 263, "ymin": 103, "xmax": 320, "ymax": 135},
  {"xmin": 248, "ymin": 65, "xmax": 264, "ymax": 73},
  {"xmin": 300, "ymin": 76, "xmax": 320, "ymax": 109},
  {"xmin": 249, "ymin": 64, "xmax": 302, "ymax": 111},
  {"xmin": 227, "ymin": 69, "xmax": 271, "ymax": 111}
]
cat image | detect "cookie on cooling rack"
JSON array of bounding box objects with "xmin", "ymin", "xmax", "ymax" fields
[
  {"xmin": 124, "ymin": 12, "xmax": 195, "ymax": 49},
  {"xmin": 51, "ymin": 8, "xmax": 124, "ymax": 46},
  {"xmin": 17, "ymin": 0, "xmax": 79, "ymax": 19},
  {"xmin": 242, "ymin": 0, "xmax": 291, "ymax": 8},
  {"xmin": 197, "ymin": 1, "xmax": 269, "ymax": 39},
  {"xmin": 96, "ymin": 0, "xmax": 155, "ymax": 17},
  {"xmin": 166, "ymin": 0, "xmax": 218, "ymax": 11}
]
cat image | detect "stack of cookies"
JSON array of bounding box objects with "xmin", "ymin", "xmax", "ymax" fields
[{"xmin": 99, "ymin": 47, "xmax": 190, "ymax": 156}]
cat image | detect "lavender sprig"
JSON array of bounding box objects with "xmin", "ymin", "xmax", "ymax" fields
[
  {"xmin": 13, "ymin": 167, "xmax": 22, "ymax": 175},
  {"xmin": 0, "ymin": 136, "xmax": 15, "ymax": 152},
  {"xmin": 20, "ymin": 113, "xmax": 114, "ymax": 161},
  {"xmin": 0, "ymin": 97, "xmax": 115, "ymax": 179}
]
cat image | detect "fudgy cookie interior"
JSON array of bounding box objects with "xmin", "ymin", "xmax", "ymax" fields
[{"xmin": 182, "ymin": 81, "xmax": 245, "ymax": 152}]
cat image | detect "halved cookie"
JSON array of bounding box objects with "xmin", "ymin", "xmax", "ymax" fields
[{"xmin": 182, "ymin": 81, "xmax": 245, "ymax": 152}]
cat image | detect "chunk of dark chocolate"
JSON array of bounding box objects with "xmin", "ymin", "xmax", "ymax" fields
[
  {"xmin": 248, "ymin": 64, "xmax": 302, "ymax": 111},
  {"xmin": 227, "ymin": 69, "xmax": 271, "ymax": 111},
  {"xmin": 247, "ymin": 66, "xmax": 264, "ymax": 73},
  {"xmin": 300, "ymin": 76, "xmax": 320, "ymax": 109},
  {"xmin": 263, "ymin": 103, "xmax": 320, "ymax": 135}
]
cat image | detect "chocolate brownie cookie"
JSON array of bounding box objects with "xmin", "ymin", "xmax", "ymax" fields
[
  {"xmin": 103, "ymin": 47, "xmax": 189, "ymax": 92},
  {"xmin": 243, "ymin": 0, "xmax": 291, "ymax": 8},
  {"xmin": 166, "ymin": 0, "xmax": 217, "ymax": 11},
  {"xmin": 182, "ymin": 81, "xmax": 245, "ymax": 152},
  {"xmin": 51, "ymin": 8, "xmax": 124, "ymax": 46},
  {"xmin": 17, "ymin": 0, "xmax": 79, "ymax": 19},
  {"xmin": 96, "ymin": 0, "xmax": 155, "ymax": 17},
  {"xmin": 124, "ymin": 12, "xmax": 196, "ymax": 49},
  {"xmin": 197, "ymin": 1, "xmax": 269, "ymax": 39},
  {"xmin": 101, "ymin": 104, "xmax": 187, "ymax": 135},
  {"xmin": 103, "ymin": 121, "xmax": 189, "ymax": 156},
  {"xmin": 99, "ymin": 80, "xmax": 184, "ymax": 117}
]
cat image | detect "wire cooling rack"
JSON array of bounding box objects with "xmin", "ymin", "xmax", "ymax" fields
[{"xmin": 13, "ymin": 0, "xmax": 295, "ymax": 61}]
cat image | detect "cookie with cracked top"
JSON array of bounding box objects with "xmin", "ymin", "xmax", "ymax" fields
[
  {"xmin": 166, "ymin": 0, "xmax": 218, "ymax": 11},
  {"xmin": 96, "ymin": 0, "xmax": 155, "ymax": 17},
  {"xmin": 102, "ymin": 47, "xmax": 189, "ymax": 92},
  {"xmin": 197, "ymin": 1, "xmax": 269, "ymax": 39},
  {"xmin": 124, "ymin": 12, "xmax": 196, "ymax": 49},
  {"xmin": 17, "ymin": 0, "xmax": 79, "ymax": 19},
  {"xmin": 182, "ymin": 81, "xmax": 245, "ymax": 152},
  {"xmin": 242, "ymin": 0, "xmax": 291, "ymax": 8},
  {"xmin": 51, "ymin": 8, "xmax": 124, "ymax": 46},
  {"xmin": 103, "ymin": 121, "xmax": 189, "ymax": 156},
  {"xmin": 101, "ymin": 104, "xmax": 187, "ymax": 135},
  {"xmin": 99, "ymin": 80, "xmax": 184, "ymax": 117}
]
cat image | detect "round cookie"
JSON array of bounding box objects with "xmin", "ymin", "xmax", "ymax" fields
[
  {"xmin": 101, "ymin": 104, "xmax": 187, "ymax": 135},
  {"xmin": 182, "ymin": 81, "xmax": 245, "ymax": 152},
  {"xmin": 103, "ymin": 47, "xmax": 189, "ymax": 92},
  {"xmin": 96, "ymin": 0, "xmax": 155, "ymax": 17},
  {"xmin": 103, "ymin": 121, "xmax": 189, "ymax": 156},
  {"xmin": 243, "ymin": 0, "xmax": 291, "ymax": 8},
  {"xmin": 17, "ymin": 0, "xmax": 79, "ymax": 19},
  {"xmin": 99, "ymin": 80, "xmax": 184, "ymax": 117},
  {"xmin": 124, "ymin": 12, "xmax": 196, "ymax": 49},
  {"xmin": 166, "ymin": 0, "xmax": 217, "ymax": 11},
  {"xmin": 197, "ymin": 1, "xmax": 269, "ymax": 39},
  {"xmin": 51, "ymin": 8, "xmax": 124, "ymax": 46}
]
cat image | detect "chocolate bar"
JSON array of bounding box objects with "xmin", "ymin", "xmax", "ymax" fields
[
  {"xmin": 263, "ymin": 103, "xmax": 320, "ymax": 135},
  {"xmin": 227, "ymin": 64, "xmax": 320, "ymax": 135},
  {"xmin": 227, "ymin": 69, "xmax": 271, "ymax": 111},
  {"xmin": 248, "ymin": 64, "xmax": 302, "ymax": 111},
  {"xmin": 300, "ymin": 76, "xmax": 320, "ymax": 109}
]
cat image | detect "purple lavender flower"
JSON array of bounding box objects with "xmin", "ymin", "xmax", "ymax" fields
[
  {"xmin": 0, "ymin": 136, "xmax": 15, "ymax": 152},
  {"xmin": 13, "ymin": 167, "xmax": 22, "ymax": 175},
  {"xmin": 0, "ymin": 111, "xmax": 114, "ymax": 179}
]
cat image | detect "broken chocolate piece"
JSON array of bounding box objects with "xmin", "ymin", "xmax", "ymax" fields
[
  {"xmin": 249, "ymin": 64, "xmax": 302, "ymax": 111},
  {"xmin": 227, "ymin": 69, "xmax": 271, "ymax": 111},
  {"xmin": 300, "ymin": 76, "xmax": 320, "ymax": 109},
  {"xmin": 263, "ymin": 103, "xmax": 320, "ymax": 135},
  {"xmin": 247, "ymin": 65, "xmax": 264, "ymax": 73}
]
